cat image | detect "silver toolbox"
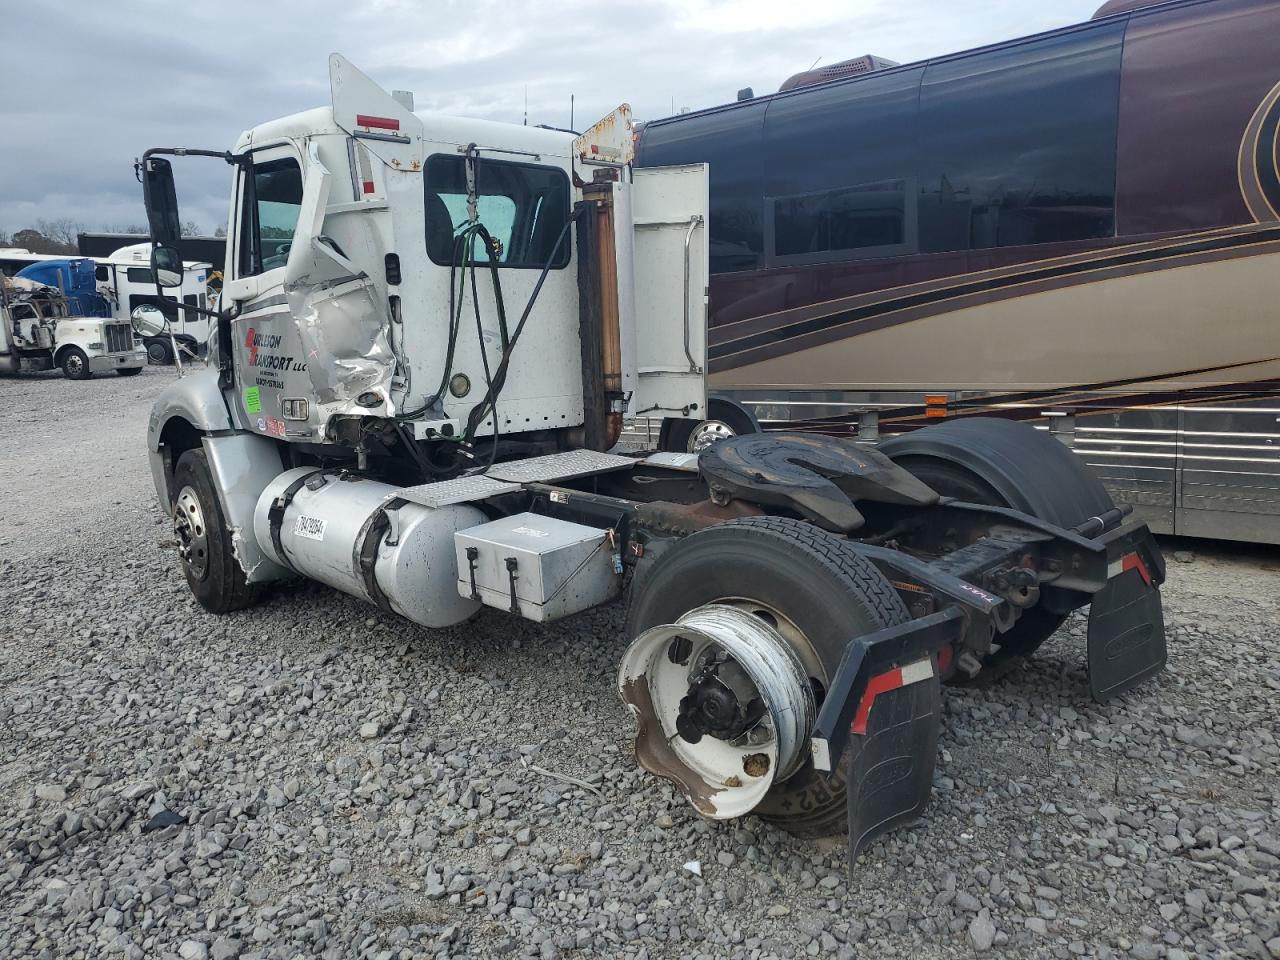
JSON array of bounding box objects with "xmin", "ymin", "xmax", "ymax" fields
[{"xmin": 453, "ymin": 512, "xmax": 621, "ymax": 622}]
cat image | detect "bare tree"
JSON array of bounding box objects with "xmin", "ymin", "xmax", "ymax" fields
[
  {"xmin": 213, "ymin": 225, "xmax": 227, "ymax": 239},
  {"xmin": 36, "ymin": 218, "xmax": 86, "ymax": 253},
  {"xmin": 180, "ymin": 219, "xmax": 204, "ymax": 237},
  {"xmin": 0, "ymin": 227, "xmax": 11, "ymax": 247}
]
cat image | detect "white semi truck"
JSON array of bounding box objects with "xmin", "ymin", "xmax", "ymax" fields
[
  {"xmin": 138, "ymin": 55, "xmax": 1168, "ymax": 861},
  {"xmin": 1, "ymin": 274, "xmax": 144, "ymax": 379}
]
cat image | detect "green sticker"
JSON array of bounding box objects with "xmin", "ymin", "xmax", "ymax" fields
[{"xmin": 244, "ymin": 387, "xmax": 262, "ymax": 413}]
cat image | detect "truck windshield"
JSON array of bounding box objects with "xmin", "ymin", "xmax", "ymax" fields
[{"xmin": 424, "ymin": 155, "xmax": 570, "ymax": 269}]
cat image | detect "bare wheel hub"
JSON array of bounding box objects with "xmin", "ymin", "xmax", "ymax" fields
[
  {"xmin": 618, "ymin": 604, "xmax": 816, "ymax": 819},
  {"xmin": 173, "ymin": 485, "xmax": 210, "ymax": 580},
  {"xmin": 687, "ymin": 419, "xmax": 736, "ymax": 453}
]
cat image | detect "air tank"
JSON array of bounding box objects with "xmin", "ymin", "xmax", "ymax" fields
[{"xmin": 253, "ymin": 468, "xmax": 485, "ymax": 628}]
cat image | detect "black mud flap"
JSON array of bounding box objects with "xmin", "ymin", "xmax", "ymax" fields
[
  {"xmin": 845, "ymin": 672, "xmax": 942, "ymax": 862},
  {"xmin": 1087, "ymin": 568, "xmax": 1166, "ymax": 703}
]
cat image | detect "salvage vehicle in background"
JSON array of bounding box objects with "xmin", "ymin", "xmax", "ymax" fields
[
  {"xmin": 635, "ymin": 0, "xmax": 1280, "ymax": 545},
  {"xmin": 1, "ymin": 272, "xmax": 144, "ymax": 379},
  {"xmin": 136, "ymin": 55, "xmax": 1167, "ymax": 861}
]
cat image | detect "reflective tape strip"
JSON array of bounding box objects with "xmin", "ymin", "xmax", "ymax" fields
[
  {"xmin": 851, "ymin": 657, "xmax": 935, "ymax": 736},
  {"xmin": 1108, "ymin": 551, "xmax": 1153, "ymax": 587}
]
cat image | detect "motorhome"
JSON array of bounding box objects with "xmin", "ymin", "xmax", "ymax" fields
[{"xmin": 635, "ymin": 0, "xmax": 1280, "ymax": 544}]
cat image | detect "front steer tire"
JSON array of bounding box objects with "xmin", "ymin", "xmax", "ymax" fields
[
  {"xmin": 172, "ymin": 449, "xmax": 261, "ymax": 614},
  {"xmin": 59, "ymin": 347, "xmax": 91, "ymax": 380},
  {"xmin": 625, "ymin": 516, "xmax": 910, "ymax": 839}
]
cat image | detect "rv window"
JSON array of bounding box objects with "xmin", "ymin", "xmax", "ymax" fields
[
  {"xmin": 423, "ymin": 155, "xmax": 571, "ymax": 269},
  {"xmin": 239, "ymin": 157, "xmax": 304, "ymax": 277},
  {"xmin": 917, "ymin": 22, "xmax": 1124, "ymax": 253},
  {"xmin": 126, "ymin": 267, "xmax": 153, "ymax": 284},
  {"xmin": 772, "ymin": 180, "xmax": 910, "ymax": 259}
]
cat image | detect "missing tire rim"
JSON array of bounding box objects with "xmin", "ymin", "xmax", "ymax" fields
[{"xmin": 618, "ymin": 603, "xmax": 816, "ymax": 819}]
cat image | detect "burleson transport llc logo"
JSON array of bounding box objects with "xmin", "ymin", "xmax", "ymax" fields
[{"xmin": 244, "ymin": 328, "xmax": 307, "ymax": 372}]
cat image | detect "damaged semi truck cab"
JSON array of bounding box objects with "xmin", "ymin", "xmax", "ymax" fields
[{"xmin": 141, "ymin": 54, "xmax": 1168, "ymax": 864}]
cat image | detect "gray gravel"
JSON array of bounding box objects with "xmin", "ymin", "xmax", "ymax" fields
[{"xmin": 2, "ymin": 366, "xmax": 1278, "ymax": 960}]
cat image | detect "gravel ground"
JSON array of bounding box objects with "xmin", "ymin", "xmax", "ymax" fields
[{"xmin": 1, "ymin": 366, "xmax": 1278, "ymax": 960}]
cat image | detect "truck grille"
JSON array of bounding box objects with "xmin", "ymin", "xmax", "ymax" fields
[{"xmin": 104, "ymin": 324, "xmax": 133, "ymax": 354}]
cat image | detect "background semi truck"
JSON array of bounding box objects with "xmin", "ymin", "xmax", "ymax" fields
[
  {"xmin": 136, "ymin": 55, "xmax": 1168, "ymax": 861},
  {"xmin": 2, "ymin": 245, "xmax": 213, "ymax": 365},
  {"xmin": 1, "ymin": 267, "xmax": 144, "ymax": 379}
]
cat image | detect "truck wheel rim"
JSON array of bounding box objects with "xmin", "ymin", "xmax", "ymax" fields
[
  {"xmin": 147, "ymin": 343, "xmax": 167, "ymax": 364},
  {"xmin": 618, "ymin": 603, "xmax": 816, "ymax": 820},
  {"xmin": 687, "ymin": 420, "xmax": 735, "ymax": 453},
  {"xmin": 66, "ymin": 355, "xmax": 84, "ymax": 376},
  {"xmin": 174, "ymin": 486, "xmax": 210, "ymax": 580}
]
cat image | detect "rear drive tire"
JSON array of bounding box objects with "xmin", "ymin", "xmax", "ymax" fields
[
  {"xmin": 883, "ymin": 418, "xmax": 1117, "ymax": 663},
  {"xmin": 172, "ymin": 449, "xmax": 261, "ymax": 614},
  {"xmin": 59, "ymin": 348, "xmax": 91, "ymax": 380},
  {"xmin": 625, "ymin": 516, "xmax": 909, "ymax": 838}
]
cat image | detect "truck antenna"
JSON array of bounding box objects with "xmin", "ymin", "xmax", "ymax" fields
[
  {"xmin": 570, "ymin": 94, "xmax": 574, "ymax": 132},
  {"xmin": 524, "ymin": 86, "xmax": 528, "ymax": 126}
]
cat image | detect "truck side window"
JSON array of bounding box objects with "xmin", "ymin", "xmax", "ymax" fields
[
  {"xmin": 424, "ymin": 155, "xmax": 570, "ymax": 269},
  {"xmin": 238, "ymin": 157, "xmax": 304, "ymax": 277}
]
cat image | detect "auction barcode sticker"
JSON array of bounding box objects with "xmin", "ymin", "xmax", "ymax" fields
[{"xmin": 293, "ymin": 515, "xmax": 327, "ymax": 541}]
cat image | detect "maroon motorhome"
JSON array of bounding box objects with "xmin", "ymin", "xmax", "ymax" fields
[{"xmin": 636, "ymin": 0, "xmax": 1280, "ymax": 544}]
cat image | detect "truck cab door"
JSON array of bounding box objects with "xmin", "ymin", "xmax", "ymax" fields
[
  {"xmin": 623, "ymin": 163, "xmax": 709, "ymax": 426},
  {"xmin": 224, "ymin": 143, "xmax": 310, "ymax": 436}
]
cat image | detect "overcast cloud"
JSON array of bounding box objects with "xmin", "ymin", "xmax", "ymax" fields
[{"xmin": 2, "ymin": 0, "xmax": 1100, "ymax": 239}]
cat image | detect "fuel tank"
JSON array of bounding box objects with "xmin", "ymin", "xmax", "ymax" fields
[{"xmin": 253, "ymin": 468, "xmax": 485, "ymax": 628}]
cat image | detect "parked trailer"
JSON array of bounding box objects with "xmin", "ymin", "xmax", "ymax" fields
[
  {"xmin": 138, "ymin": 56, "xmax": 1166, "ymax": 862},
  {"xmin": 634, "ymin": 0, "xmax": 1280, "ymax": 545}
]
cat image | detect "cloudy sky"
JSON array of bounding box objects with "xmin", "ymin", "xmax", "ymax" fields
[{"xmin": 2, "ymin": 0, "xmax": 1101, "ymax": 239}]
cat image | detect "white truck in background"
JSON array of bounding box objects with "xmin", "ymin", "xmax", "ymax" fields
[
  {"xmin": 1, "ymin": 275, "xmax": 144, "ymax": 379},
  {"xmin": 91, "ymin": 243, "xmax": 212, "ymax": 364}
]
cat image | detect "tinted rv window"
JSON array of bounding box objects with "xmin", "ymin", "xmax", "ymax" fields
[
  {"xmin": 763, "ymin": 65, "xmax": 923, "ymax": 264},
  {"xmin": 917, "ymin": 22, "xmax": 1124, "ymax": 253},
  {"xmin": 772, "ymin": 179, "xmax": 910, "ymax": 258},
  {"xmin": 126, "ymin": 267, "xmax": 153, "ymax": 283},
  {"xmin": 424, "ymin": 156, "xmax": 570, "ymax": 269}
]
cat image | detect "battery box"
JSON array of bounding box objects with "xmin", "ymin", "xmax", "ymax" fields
[{"xmin": 453, "ymin": 512, "xmax": 621, "ymax": 622}]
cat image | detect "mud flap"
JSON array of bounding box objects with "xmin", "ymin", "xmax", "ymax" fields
[
  {"xmin": 845, "ymin": 671, "xmax": 942, "ymax": 862},
  {"xmin": 1087, "ymin": 568, "xmax": 1166, "ymax": 703},
  {"xmin": 810, "ymin": 608, "xmax": 959, "ymax": 867}
]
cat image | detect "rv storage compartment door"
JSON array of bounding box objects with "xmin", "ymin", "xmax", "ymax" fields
[
  {"xmin": 627, "ymin": 164, "xmax": 709, "ymax": 424},
  {"xmin": 454, "ymin": 513, "xmax": 620, "ymax": 622}
]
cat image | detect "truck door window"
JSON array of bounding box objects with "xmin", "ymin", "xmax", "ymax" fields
[
  {"xmin": 239, "ymin": 157, "xmax": 304, "ymax": 277},
  {"xmin": 424, "ymin": 155, "xmax": 570, "ymax": 269}
]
